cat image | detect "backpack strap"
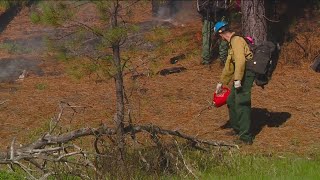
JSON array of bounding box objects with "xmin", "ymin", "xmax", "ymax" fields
[
  {"xmin": 229, "ymin": 34, "xmax": 245, "ymax": 48},
  {"xmin": 230, "ymin": 35, "xmax": 254, "ymax": 59},
  {"xmin": 229, "ymin": 34, "xmax": 238, "ymax": 48}
]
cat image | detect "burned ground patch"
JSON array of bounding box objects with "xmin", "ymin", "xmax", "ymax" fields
[{"xmin": 0, "ymin": 58, "xmax": 43, "ymax": 82}]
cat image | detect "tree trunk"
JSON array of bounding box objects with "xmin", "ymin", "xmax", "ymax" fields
[
  {"xmin": 241, "ymin": 0, "xmax": 267, "ymax": 45},
  {"xmin": 113, "ymin": 45, "xmax": 125, "ymax": 160},
  {"xmin": 111, "ymin": 1, "xmax": 125, "ymax": 161}
]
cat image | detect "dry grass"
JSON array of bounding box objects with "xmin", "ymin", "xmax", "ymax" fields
[
  {"xmin": 0, "ymin": 2, "xmax": 319, "ymax": 156},
  {"xmin": 280, "ymin": 17, "xmax": 320, "ymax": 65}
]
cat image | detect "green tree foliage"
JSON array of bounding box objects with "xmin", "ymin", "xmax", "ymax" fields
[
  {"xmin": 0, "ymin": 0, "xmax": 30, "ymax": 10},
  {"xmin": 31, "ymin": 1, "xmax": 74, "ymax": 27},
  {"xmin": 0, "ymin": 0, "xmax": 18, "ymax": 9},
  {"xmin": 31, "ymin": 1, "xmax": 137, "ymax": 78},
  {"xmin": 31, "ymin": 0, "xmax": 140, "ymax": 161}
]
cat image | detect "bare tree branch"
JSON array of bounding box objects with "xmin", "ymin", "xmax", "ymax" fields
[
  {"xmin": 0, "ymin": 124, "xmax": 237, "ymax": 163},
  {"xmin": 174, "ymin": 140, "xmax": 198, "ymax": 179},
  {"xmin": 14, "ymin": 161, "xmax": 37, "ymax": 180},
  {"xmin": 129, "ymin": 125, "xmax": 239, "ymax": 148}
]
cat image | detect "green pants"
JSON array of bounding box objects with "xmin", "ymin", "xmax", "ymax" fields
[
  {"xmin": 227, "ymin": 70, "xmax": 255, "ymax": 142},
  {"xmin": 202, "ymin": 20, "xmax": 229, "ymax": 64},
  {"xmin": 201, "ymin": 19, "xmax": 214, "ymax": 63}
]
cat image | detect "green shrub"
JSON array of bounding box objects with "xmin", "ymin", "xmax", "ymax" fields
[
  {"xmin": 0, "ymin": 170, "xmax": 23, "ymax": 180},
  {"xmin": 35, "ymin": 83, "xmax": 47, "ymax": 90},
  {"xmin": 198, "ymin": 153, "xmax": 320, "ymax": 179},
  {"xmin": 0, "ymin": 42, "xmax": 31, "ymax": 54}
]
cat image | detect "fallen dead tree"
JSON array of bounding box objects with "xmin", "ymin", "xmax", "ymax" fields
[
  {"xmin": 157, "ymin": 66, "xmax": 187, "ymax": 76},
  {"xmin": 0, "ymin": 102, "xmax": 238, "ymax": 179}
]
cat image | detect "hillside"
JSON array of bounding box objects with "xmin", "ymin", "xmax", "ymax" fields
[{"xmin": 0, "ymin": 1, "xmax": 319, "ymax": 156}]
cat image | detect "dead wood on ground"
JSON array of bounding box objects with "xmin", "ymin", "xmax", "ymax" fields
[{"xmin": 0, "ymin": 102, "xmax": 237, "ymax": 179}]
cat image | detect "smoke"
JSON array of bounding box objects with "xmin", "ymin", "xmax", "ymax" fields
[
  {"xmin": 0, "ymin": 58, "xmax": 43, "ymax": 82},
  {"xmin": 0, "ymin": 24, "xmax": 59, "ymax": 82},
  {"xmin": 0, "ymin": 35, "xmax": 48, "ymax": 82},
  {"xmin": 154, "ymin": 0, "xmax": 200, "ymax": 25}
]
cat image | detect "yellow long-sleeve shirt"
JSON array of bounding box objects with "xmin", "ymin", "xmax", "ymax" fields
[{"xmin": 220, "ymin": 36, "xmax": 253, "ymax": 85}]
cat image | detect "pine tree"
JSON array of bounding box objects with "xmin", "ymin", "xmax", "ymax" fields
[
  {"xmin": 0, "ymin": 0, "xmax": 29, "ymax": 10},
  {"xmin": 32, "ymin": 0, "xmax": 140, "ymax": 161},
  {"xmin": 241, "ymin": 0, "xmax": 267, "ymax": 45}
]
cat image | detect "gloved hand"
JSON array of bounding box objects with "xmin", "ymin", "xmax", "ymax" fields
[
  {"xmin": 234, "ymin": 80, "xmax": 241, "ymax": 89},
  {"xmin": 215, "ymin": 82, "xmax": 223, "ymax": 94}
]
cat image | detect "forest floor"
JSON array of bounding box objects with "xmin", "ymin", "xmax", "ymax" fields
[{"xmin": 0, "ymin": 2, "xmax": 319, "ymax": 156}]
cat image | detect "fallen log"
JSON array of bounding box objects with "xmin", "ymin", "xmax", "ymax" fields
[
  {"xmin": 0, "ymin": 102, "xmax": 238, "ymax": 179},
  {"xmin": 0, "ymin": 124, "xmax": 237, "ymax": 162},
  {"xmin": 170, "ymin": 54, "xmax": 186, "ymax": 64},
  {"xmin": 157, "ymin": 66, "xmax": 187, "ymax": 76},
  {"xmin": 0, "ymin": 123, "xmax": 238, "ymax": 178}
]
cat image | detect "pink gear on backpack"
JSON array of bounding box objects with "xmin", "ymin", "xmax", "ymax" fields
[
  {"xmin": 245, "ymin": 36, "xmax": 254, "ymax": 45},
  {"xmin": 235, "ymin": 0, "xmax": 241, "ymax": 9}
]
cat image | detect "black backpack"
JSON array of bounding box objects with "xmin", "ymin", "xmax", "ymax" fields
[
  {"xmin": 242, "ymin": 37, "xmax": 280, "ymax": 88},
  {"xmin": 311, "ymin": 56, "xmax": 320, "ymax": 72}
]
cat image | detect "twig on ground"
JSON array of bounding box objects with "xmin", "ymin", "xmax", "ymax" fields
[
  {"xmin": 14, "ymin": 161, "xmax": 37, "ymax": 180},
  {"xmin": 195, "ymin": 100, "xmax": 215, "ymax": 118},
  {"xmin": 0, "ymin": 99, "xmax": 9, "ymax": 105},
  {"xmin": 174, "ymin": 139, "xmax": 198, "ymax": 179},
  {"xmin": 294, "ymin": 39, "xmax": 308, "ymax": 57},
  {"xmin": 39, "ymin": 172, "xmax": 55, "ymax": 180}
]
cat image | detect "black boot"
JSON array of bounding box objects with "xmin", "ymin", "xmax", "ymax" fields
[{"xmin": 220, "ymin": 120, "xmax": 232, "ymax": 129}]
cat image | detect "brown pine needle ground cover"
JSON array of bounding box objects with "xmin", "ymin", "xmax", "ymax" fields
[{"xmin": 0, "ymin": 3, "xmax": 319, "ymax": 156}]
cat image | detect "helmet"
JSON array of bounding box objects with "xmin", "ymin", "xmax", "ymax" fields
[{"xmin": 213, "ymin": 21, "xmax": 228, "ymax": 34}]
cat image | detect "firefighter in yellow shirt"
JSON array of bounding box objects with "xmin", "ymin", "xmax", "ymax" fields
[{"xmin": 214, "ymin": 21, "xmax": 255, "ymax": 145}]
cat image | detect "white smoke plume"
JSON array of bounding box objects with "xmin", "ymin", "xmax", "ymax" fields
[{"xmin": 154, "ymin": 0, "xmax": 201, "ymax": 26}]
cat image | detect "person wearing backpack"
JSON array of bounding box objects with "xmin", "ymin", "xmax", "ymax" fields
[
  {"xmin": 214, "ymin": 21, "xmax": 255, "ymax": 145},
  {"xmin": 197, "ymin": 0, "xmax": 229, "ymax": 65}
]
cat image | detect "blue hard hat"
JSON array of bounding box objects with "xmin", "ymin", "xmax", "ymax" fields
[{"xmin": 214, "ymin": 21, "xmax": 228, "ymax": 33}]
